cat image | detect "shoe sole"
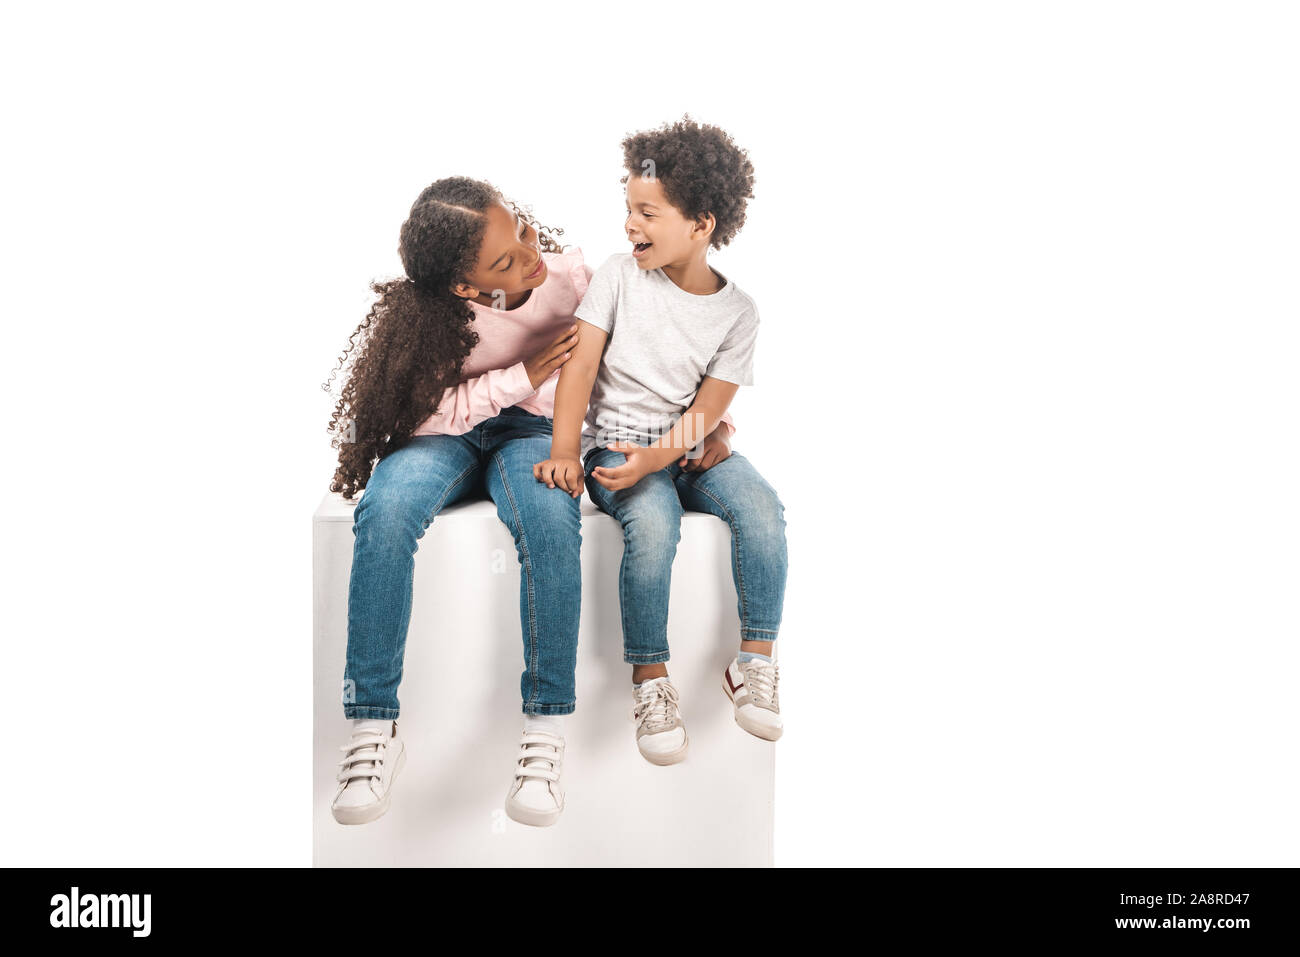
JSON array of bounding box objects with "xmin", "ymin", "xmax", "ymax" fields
[
  {"xmin": 504, "ymin": 795, "xmax": 563, "ymax": 828},
  {"xmin": 722, "ymin": 675, "xmax": 783, "ymax": 741},
  {"xmin": 331, "ymin": 742, "xmax": 406, "ymax": 826},
  {"xmin": 638, "ymin": 728, "xmax": 689, "ymax": 765}
]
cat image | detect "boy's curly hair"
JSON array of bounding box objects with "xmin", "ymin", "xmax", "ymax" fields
[
  {"xmin": 323, "ymin": 176, "xmax": 565, "ymax": 499},
  {"xmin": 620, "ymin": 115, "xmax": 755, "ymax": 248}
]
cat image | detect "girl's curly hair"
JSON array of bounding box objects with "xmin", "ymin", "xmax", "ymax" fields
[
  {"xmin": 620, "ymin": 114, "xmax": 755, "ymax": 249},
  {"xmin": 323, "ymin": 176, "xmax": 565, "ymax": 499}
]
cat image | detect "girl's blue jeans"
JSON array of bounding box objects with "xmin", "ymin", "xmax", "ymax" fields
[
  {"xmin": 343, "ymin": 407, "xmax": 581, "ymax": 718},
  {"xmin": 582, "ymin": 447, "xmax": 788, "ymax": 664}
]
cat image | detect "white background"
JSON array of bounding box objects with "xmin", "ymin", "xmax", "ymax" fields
[{"xmin": 3, "ymin": 1, "xmax": 1296, "ymax": 866}]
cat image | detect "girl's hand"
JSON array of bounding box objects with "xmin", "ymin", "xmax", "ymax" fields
[
  {"xmin": 525, "ymin": 325, "xmax": 580, "ymax": 390},
  {"xmin": 678, "ymin": 424, "xmax": 732, "ymax": 472},
  {"xmin": 590, "ymin": 443, "xmax": 659, "ymax": 491},
  {"xmin": 533, "ymin": 456, "xmax": 585, "ymax": 498}
]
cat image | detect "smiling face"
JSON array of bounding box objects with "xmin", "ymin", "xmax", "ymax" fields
[
  {"xmin": 453, "ymin": 201, "xmax": 547, "ymax": 303},
  {"xmin": 624, "ymin": 174, "xmax": 714, "ymax": 271}
]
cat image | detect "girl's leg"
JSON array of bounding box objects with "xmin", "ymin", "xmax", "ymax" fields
[
  {"xmin": 584, "ymin": 448, "xmax": 684, "ymax": 670},
  {"xmin": 483, "ymin": 428, "xmax": 583, "ymax": 715},
  {"xmin": 343, "ymin": 434, "xmax": 483, "ymax": 719},
  {"xmin": 671, "ymin": 451, "xmax": 788, "ymax": 648}
]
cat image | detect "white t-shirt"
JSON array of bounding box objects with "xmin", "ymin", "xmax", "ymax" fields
[{"xmin": 575, "ymin": 253, "xmax": 760, "ymax": 463}]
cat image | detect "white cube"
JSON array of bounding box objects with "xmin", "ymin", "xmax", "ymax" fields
[{"xmin": 313, "ymin": 491, "xmax": 775, "ymax": 866}]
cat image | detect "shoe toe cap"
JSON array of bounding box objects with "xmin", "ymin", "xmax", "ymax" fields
[
  {"xmin": 333, "ymin": 782, "xmax": 381, "ymax": 810},
  {"xmin": 510, "ymin": 781, "xmax": 562, "ymax": 812},
  {"xmin": 739, "ymin": 704, "xmax": 782, "ymax": 730},
  {"xmin": 638, "ymin": 727, "xmax": 686, "ymax": 755}
]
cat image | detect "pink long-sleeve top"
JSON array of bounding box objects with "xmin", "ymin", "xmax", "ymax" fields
[{"xmin": 411, "ymin": 246, "xmax": 736, "ymax": 439}]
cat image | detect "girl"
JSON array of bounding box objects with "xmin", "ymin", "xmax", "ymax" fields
[
  {"xmin": 324, "ymin": 176, "xmax": 590, "ymax": 828},
  {"xmin": 535, "ymin": 117, "xmax": 787, "ymax": 766}
]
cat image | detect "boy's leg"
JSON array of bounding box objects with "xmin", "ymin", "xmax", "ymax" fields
[
  {"xmin": 673, "ymin": 451, "xmax": 787, "ymax": 740},
  {"xmin": 584, "ymin": 448, "xmax": 684, "ymax": 668},
  {"xmin": 484, "ymin": 423, "xmax": 583, "ymax": 716},
  {"xmin": 672, "ymin": 451, "xmax": 788, "ymax": 649},
  {"xmin": 344, "ymin": 433, "xmax": 483, "ymax": 719},
  {"xmin": 586, "ymin": 446, "xmax": 691, "ymax": 764}
]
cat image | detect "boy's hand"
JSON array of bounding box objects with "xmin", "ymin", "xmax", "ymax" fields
[
  {"xmin": 589, "ymin": 442, "xmax": 663, "ymax": 491},
  {"xmin": 533, "ymin": 456, "xmax": 585, "ymax": 498},
  {"xmin": 678, "ymin": 424, "xmax": 732, "ymax": 472}
]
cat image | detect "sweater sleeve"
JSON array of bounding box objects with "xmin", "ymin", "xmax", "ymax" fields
[{"xmin": 415, "ymin": 361, "xmax": 537, "ymax": 436}]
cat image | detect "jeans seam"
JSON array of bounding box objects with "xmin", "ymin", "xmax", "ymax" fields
[
  {"xmin": 419, "ymin": 462, "xmax": 479, "ymax": 533},
  {"xmin": 606, "ymin": 487, "xmax": 679, "ymax": 663},
  {"xmin": 493, "ymin": 452, "xmax": 541, "ymax": 711},
  {"xmin": 609, "ymin": 498, "xmax": 639, "ymax": 660},
  {"xmin": 343, "ymin": 706, "xmax": 400, "ymax": 718}
]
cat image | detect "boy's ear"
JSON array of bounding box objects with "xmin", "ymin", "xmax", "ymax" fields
[
  {"xmin": 451, "ymin": 282, "xmax": 479, "ymax": 299},
  {"xmin": 692, "ymin": 212, "xmax": 716, "ymax": 242}
]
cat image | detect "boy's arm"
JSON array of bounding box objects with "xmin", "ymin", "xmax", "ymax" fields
[
  {"xmin": 549, "ymin": 319, "xmax": 607, "ymax": 459},
  {"xmin": 534, "ymin": 318, "xmax": 608, "ymax": 495},
  {"xmin": 591, "ymin": 377, "xmax": 738, "ymax": 490},
  {"xmin": 641, "ymin": 376, "xmax": 739, "ymax": 471}
]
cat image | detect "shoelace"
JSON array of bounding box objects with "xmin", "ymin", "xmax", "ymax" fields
[
  {"xmin": 515, "ymin": 731, "xmax": 563, "ymax": 783},
  {"xmin": 336, "ymin": 730, "xmax": 389, "ymax": 785},
  {"xmin": 631, "ymin": 679, "xmax": 680, "ymax": 733},
  {"xmin": 740, "ymin": 659, "xmax": 780, "ymax": 706}
]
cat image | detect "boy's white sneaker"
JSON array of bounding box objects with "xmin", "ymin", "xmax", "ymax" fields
[
  {"xmin": 723, "ymin": 656, "xmax": 783, "ymax": 741},
  {"xmin": 331, "ymin": 719, "xmax": 406, "ymax": 825},
  {"xmin": 632, "ymin": 677, "xmax": 689, "ymax": 765},
  {"xmin": 504, "ymin": 728, "xmax": 565, "ymax": 827}
]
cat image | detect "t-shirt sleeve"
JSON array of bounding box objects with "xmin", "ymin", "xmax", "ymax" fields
[
  {"xmin": 705, "ymin": 306, "xmax": 759, "ymax": 386},
  {"xmin": 573, "ymin": 256, "xmax": 621, "ymax": 334}
]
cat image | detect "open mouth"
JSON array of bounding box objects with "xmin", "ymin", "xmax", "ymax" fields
[{"xmin": 632, "ymin": 241, "xmax": 653, "ymax": 259}]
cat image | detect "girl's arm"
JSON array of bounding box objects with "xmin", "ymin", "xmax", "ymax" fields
[
  {"xmin": 417, "ymin": 362, "xmax": 536, "ymax": 436},
  {"xmin": 418, "ymin": 326, "xmax": 581, "ymax": 436}
]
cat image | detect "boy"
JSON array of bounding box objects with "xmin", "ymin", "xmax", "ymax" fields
[{"xmin": 535, "ymin": 116, "xmax": 788, "ymax": 764}]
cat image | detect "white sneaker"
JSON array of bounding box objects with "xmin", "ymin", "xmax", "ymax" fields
[
  {"xmin": 504, "ymin": 728, "xmax": 565, "ymax": 827},
  {"xmin": 632, "ymin": 677, "xmax": 689, "ymax": 765},
  {"xmin": 723, "ymin": 656, "xmax": 783, "ymax": 741},
  {"xmin": 331, "ymin": 719, "xmax": 406, "ymax": 825}
]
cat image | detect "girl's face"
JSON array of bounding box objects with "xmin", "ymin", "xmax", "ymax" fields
[
  {"xmin": 453, "ymin": 201, "xmax": 548, "ymax": 302},
  {"xmin": 624, "ymin": 174, "xmax": 714, "ymax": 271}
]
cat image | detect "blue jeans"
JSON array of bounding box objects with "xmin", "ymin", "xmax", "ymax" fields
[
  {"xmin": 583, "ymin": 447, "xmax": 787, "ymax": 663},
  {"xmin": 344, "ymin": 407, "xmax": 582, "ymax": 718}
]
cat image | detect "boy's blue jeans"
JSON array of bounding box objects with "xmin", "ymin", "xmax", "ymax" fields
[
  {"xmin": 583, "ymin": 447, "xmax": 787, "ymax": 663},
  {"xmin": 343, "ymin": 407, "xmax": 581, "ymax": 719}
]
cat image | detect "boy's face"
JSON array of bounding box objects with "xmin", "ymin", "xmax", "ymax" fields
[
  {"xmin": 624, "ymin": 175, "xmax": 711, "ymax": 270},
  {"xmin": 455, "ymin": 201, "xmax": 547, "ymax": 299}
]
